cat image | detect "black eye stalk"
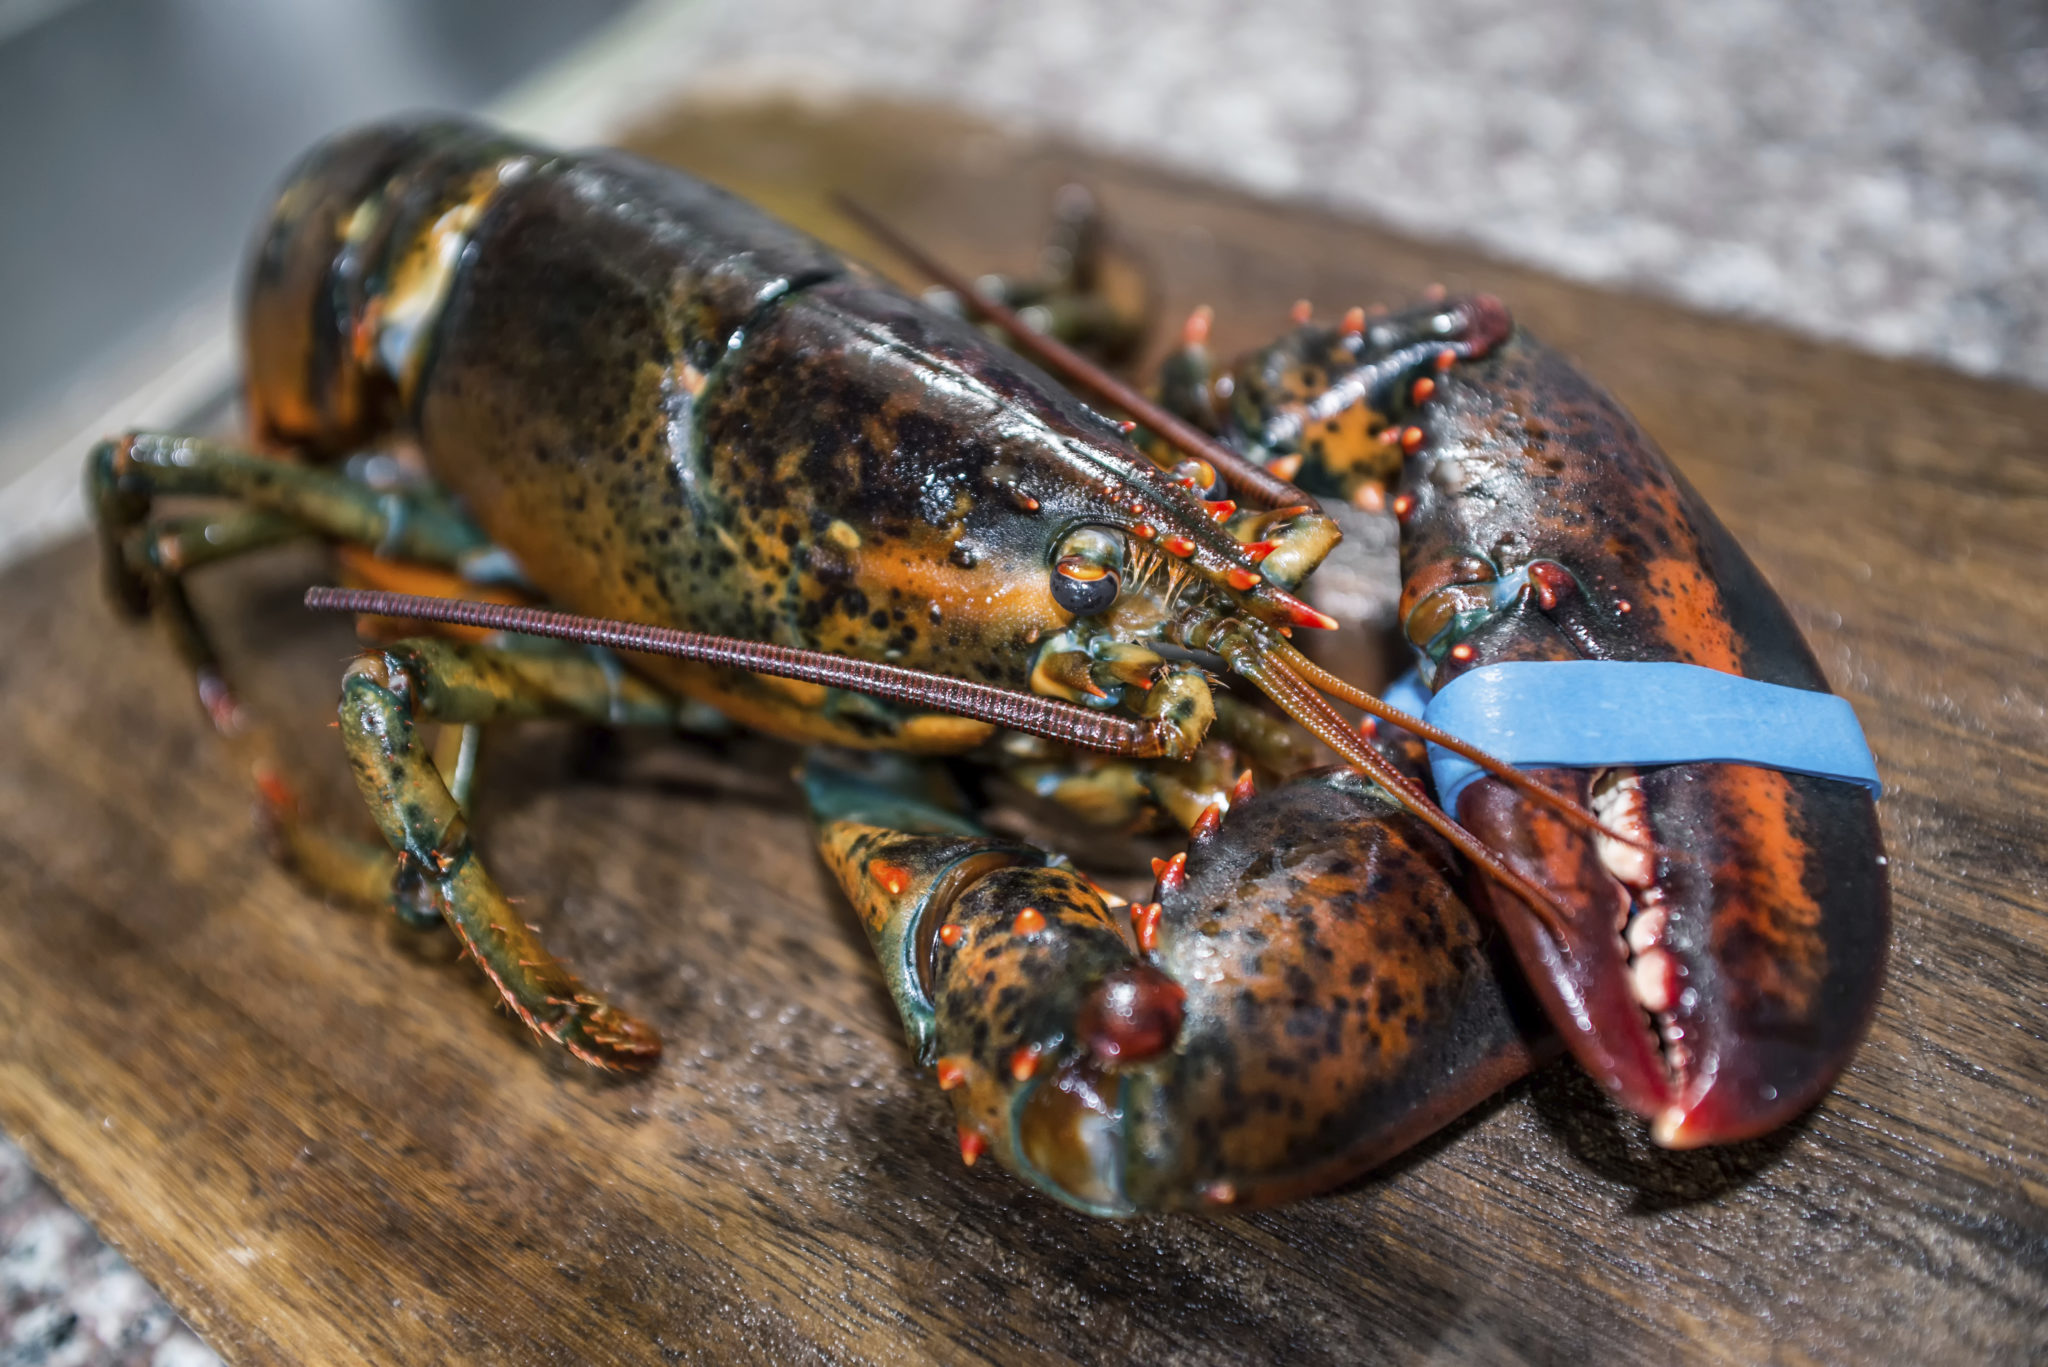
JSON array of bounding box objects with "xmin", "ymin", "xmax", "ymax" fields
[{"xmin": 1052, "ymin": 555, "xmax": 1120, "ymax": 616}]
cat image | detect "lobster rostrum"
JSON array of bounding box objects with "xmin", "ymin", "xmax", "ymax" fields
[{"xmin": 84, "ymin": 116, "xmax": 1882, "ymax": 1215}]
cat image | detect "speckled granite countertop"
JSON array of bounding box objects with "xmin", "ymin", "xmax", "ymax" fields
[
  {"xmin": 6, "ymin": 0, "xmax": 2045, "ymax": 1360},
  {"xmin": 660, "ymin": 0, "xmax": 2048, "ymax": 387},
  {"xmin": 2, "ymin": 1146, "xmax": 216, "ymax": 1367}
]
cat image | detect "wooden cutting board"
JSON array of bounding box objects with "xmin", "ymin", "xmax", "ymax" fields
[{"xmin": 1, "ymin": 97, "xmax": 2042, "ymax": 1365}]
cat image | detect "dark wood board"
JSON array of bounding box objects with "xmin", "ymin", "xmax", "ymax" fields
[{"xmin": 1, "ymin": 97, "xmax": 2044, "ymax": 1365}]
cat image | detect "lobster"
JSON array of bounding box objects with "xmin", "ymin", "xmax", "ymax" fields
[{"xmin": 86, "ymin": 116, "xmax": 1886, "ymax": 1214}]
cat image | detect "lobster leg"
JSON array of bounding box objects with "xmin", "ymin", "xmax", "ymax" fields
[
  {"xmin": 125, "ymin": 508, "xmax": 305, "ymax": 576},
  {"xmin": 89, "ymin": 433, "xmax": 499, "ymax": 610},
  {"xmin": 806, "ymin": 754, "xmax": 1541, "ymax": 1214},
  {"xmin": 86, "ymin": 430, "xmax": 509, "ymax": 733},
  {"xmin": 337, "ymin": 636, "xmax": 670, "ymax": 1069},
  {"xmin": 941, "ymin": 184, "xmax": 1151, "ymax": 368},
  {"xmin": 86, "ymin": 431, "xmax": 522, "ymax": 906}
]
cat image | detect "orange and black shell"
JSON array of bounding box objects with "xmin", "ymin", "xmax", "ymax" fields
[
  {"xmin": 1126, "ymin": 769, "xmax": 1538, "ymax": 1209},
  {"xmin": 257, "ymin": 118, "xmax": 1269, "ymax": 751},
  {"xmin": 244, "ymin": 120, "xmax": 542, "ymax": 453},
  {"xmin": 928, "ymin": 864, "xmax": 1133, "ymax": 1080},
  {"xmin": 1390, "ymin": 325, "xmax": 1888, "ymax": 1134},
  {"xmin": 1219, "ymin": 323, "xmax": 1403, "ymax": 495}
]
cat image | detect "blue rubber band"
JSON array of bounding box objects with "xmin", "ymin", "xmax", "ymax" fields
[{"xmin": 1382, "ymin": 661, "xmax": 1882, "ymax": 812}]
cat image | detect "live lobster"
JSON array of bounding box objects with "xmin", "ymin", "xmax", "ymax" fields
[{"xmin": 87, "ymin": 117, "xmax": 1887, "ymax": 1214}]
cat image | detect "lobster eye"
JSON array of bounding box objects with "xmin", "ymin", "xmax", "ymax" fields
[{"xmin": 1052, "ymin": 556, "xmax": 1120, "ymax": 617}]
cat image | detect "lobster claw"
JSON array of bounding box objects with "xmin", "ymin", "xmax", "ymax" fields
[
  {"xmin": 1386, "ymin": 319, "xmax": 1892, "ymax": 1149},
  {"xmin": 1459, "ymin": 763, "xmax": 1888, "ymax": 1147},
  {"xmin": 809, "ymin": 756, "xmax": 1541, "ymax": 1213},
  {"xmin": 1122, "ymin": 769, "xmax": 1541, "ymax": 1209}
]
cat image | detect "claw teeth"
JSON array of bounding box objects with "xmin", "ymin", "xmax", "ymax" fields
[
  {"xmin": 1268, "ymin": 454, "xmax": 1303, "ymax": 481},
  {"xmin": 1151, "ymin": 851, "xmax": 1187, "ymax": 896},
  {"xmin": 1190, "ymin": 803, "xmax": 1223, "ymax": 843},
  {"xmin": 1625, "ymin": 902, "xmax": 1666, "ymax": 955},
  {"xmin": 959, "ymin": 1128, "xmax": 988, "ymax": 1165},
  {"xmin": 1630, "ymin": 946, "xmax": 1678, "ymax": 1015},
  {"xmin": 936, "ymin": 1058, "xmax": 967, "ymax": 1090},
  {"xmin": 1650, "ymin": 1106, "xmax": 1702, "ymax": 1150},
  {"xmin": 1009, "ymin": 1044, "xmax": 1043, "ymax": 1081},
  {"xmin": 1229, "ymin": 769, "xmax": 1256, "ymax": 804},
  {"xmin": 1591, "ymin": 770, "xmax": 1654, "ymax": 888}
]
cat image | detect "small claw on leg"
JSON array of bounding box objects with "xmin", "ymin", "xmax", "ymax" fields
[{"xmin": 555, "ymin": 995, "xmax": 663, "ymax": 1071}]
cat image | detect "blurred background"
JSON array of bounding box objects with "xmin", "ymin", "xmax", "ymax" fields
[
  {"xmin": 5, "ymin": 0, "xmax": 2048, "ymax": 560},
  {"xmin": 1, "ymin": 0, "xmax": 2043, "ymax": 1360}
]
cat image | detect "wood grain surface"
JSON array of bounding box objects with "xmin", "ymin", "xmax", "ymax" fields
[{"xmin": 1, "ymin": 98, "xmax": 2044, "ymax": 1366}]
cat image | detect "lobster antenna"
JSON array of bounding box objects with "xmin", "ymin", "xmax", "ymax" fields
[
  {"xmin": 1274, "ymin": 640, "xmax": 1661, "ymax": 857},
  {"xmin": 1234, "ymin": 650, "xmax": 1572, "ymax": 937},
  {"xmin": 306, "ymin": 588, "xmax": 1177, "ymax": 757},
  {"xmin": 832, "ymin": 194, "xmax": 1315, "ymax": 513}
]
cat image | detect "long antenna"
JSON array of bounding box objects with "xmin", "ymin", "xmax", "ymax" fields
[
  {"xmin": 833, "ymin": 194, "xmax": 1314, "ymax": 513},
  {"xmin": 306, "ymin": 588, "xmax": 1176, "ymax": 757}
]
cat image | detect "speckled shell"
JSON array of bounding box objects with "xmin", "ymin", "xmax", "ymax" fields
[
  {"xmin": 1394, "ymin": 327, "xmax": 1889, "ymax": 1140},
  {"xmin": 807, "ymin": 755, "xmax": 1540, "ymax": 1215},
  {"xmin": 1126, "ymin": 769, "xmax": 1538, "ymax": 1209},
  {"xmin": 382, "ymin": 131, "xmax": 1215, "ymax": 748},
  {"xmin": 250, "ymin": 118, "xmax": 1273, "ymax": 752}
]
